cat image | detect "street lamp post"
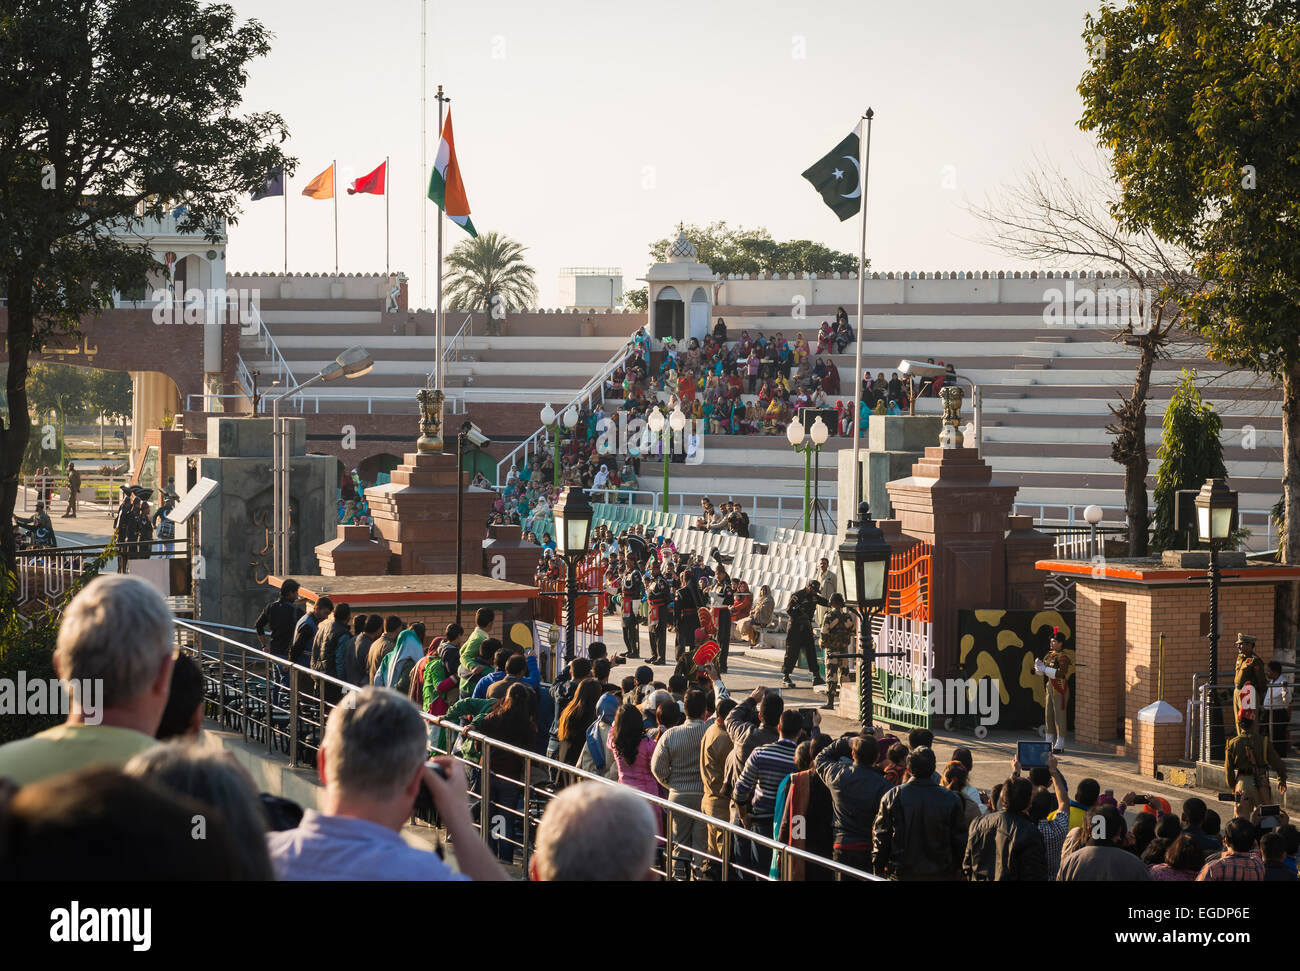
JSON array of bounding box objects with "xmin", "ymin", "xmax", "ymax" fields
[
  {"xmin": 271, "ymin": 346, "xmax": 373, "ymax": 576},
  {"xmin": 1084, "ymin": 504, "xmax": 1104, "ymax": 558},
  {"xmin": 647, "ymin": 404, "xmax": 686, "ymax": 514},
  {"xmin": 837, "ymin": 501, "xmax": 894, "ymax": 727},
  {"xmin": 552, "ymin": 485, "xmax": 594, "ymax": 663},
  {"xmin": 787, "ymin": 415, "xmax": 829, "ymax": 532},
  {"xmin": 540, "ymin": 403, "xmax": 577, "ymax": 488},
  {"xmin": 1195, "ymin": 477, "xmax": 1239, "ymax": 684},
  {"xmin": 448, "ymin": 420, "xmax": 492, "ymax": 626}
]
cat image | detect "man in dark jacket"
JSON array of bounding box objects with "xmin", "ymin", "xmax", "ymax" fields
[
  {"xmin": 255, "ymin": 579, "xmax": 304, "ymax": 704},
  {"xmin": 814, "ymin": 732, "xmax": 892, "ymax": 874},
  {"xmin": 872, "ymin": 747, "xmax": 966, "ymax": 881},
  {"xmin": 310, "ymin": 602, "xmax": 351, "ymax": 708},
  {"xmin": 962, "ymin": 776, "xmax": 1048, "ymax": 881},
  {"xmin": 781, "ymin": 580, "xmax": 825, "ymax": 688},
  {"xmin": 290, "ymin": 597, "xmax": 333, "ymax": 668},
  {"xmin": 255, "ymin": 579, "xmax": 303, "ymax": 661}
]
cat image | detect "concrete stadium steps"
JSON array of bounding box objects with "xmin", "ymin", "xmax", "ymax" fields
[
  {"xmin": 635, "ymin": 457, "xmax": 838, "ymax": 483},
  {"xmin": 997, "ymin": 466, "xmax": 1281, "ymax": 499},
  {"xmin": 979, "ymin": 440, "xmax": 1279, "ymax": 465},
  {"xmin": 459, "ymin": 335, "xmax": 629, "ymax": 354},
  {"xmin": 978, "ymin": 421, "xmax": 1283, "ymax": 444}
]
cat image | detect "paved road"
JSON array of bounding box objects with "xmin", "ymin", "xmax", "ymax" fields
[{"xmin": 597, "ymin": 612, "xmax": 1255, "ymax": 820}]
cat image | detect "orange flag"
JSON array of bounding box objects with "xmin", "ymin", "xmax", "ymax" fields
[{"xmin": 301, "ymin": 163, "xmax": 335, "ymax": 200}]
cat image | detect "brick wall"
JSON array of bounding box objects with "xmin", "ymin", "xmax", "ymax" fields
[
  {"xmin": 0, "ymin": 307, "xmax": 204, "ymax": 401},
  {"xmin": 180, "ymin": 403, "xmax": 553, "ymax": 478},
  {"xmin": 1074, "ymin": 578, "xmax": 1276, "ymax": 755}
]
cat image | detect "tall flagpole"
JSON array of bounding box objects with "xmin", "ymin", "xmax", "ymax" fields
[
  {"xmin": 850, "ymin": 107, "xmax": 874, "ymax": 509},
  {"xmin": 420, "ymin": 0, "xmax": 427, "ymax": 308},
  {"xmin": 332, "ymin": 160, "xmax": 339, "ymax": 274},
  {"xmin": 283, "ymin": 168, "xmax": 288, "ymax": 274},
  {"xmin": 435, "ymin": 85, "xmax": 447, "ymax": 391},
  {"xmin": 385, "ymin": 156, "xmax": 391, "ymax": 274}
]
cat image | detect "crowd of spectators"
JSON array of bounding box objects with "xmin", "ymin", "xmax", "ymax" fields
[
  {"xmin": 485, "ymin": 323, "xmax": 961, "ymax": 540},
  {"xmin": 3, "ymin": 574, "xmax": 1294, "ymax": 885}
]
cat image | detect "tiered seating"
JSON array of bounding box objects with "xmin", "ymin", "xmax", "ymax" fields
[{"xmin": 591, "ymin": 502, "xmax": 839, "ymax": 642}]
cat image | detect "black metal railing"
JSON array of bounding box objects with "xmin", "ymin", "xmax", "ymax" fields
[{"xmin": 176, "ymin": 617, "xmax": 881, "ymax": 882}]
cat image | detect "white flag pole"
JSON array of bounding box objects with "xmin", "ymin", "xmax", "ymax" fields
[
  {"xmin": 420, "ymin": 0, "xmax": 427, "ymax": 309},
  {"xmin": 435, "ymin": 86, "xmax": 448, "ymax": 391},
  {"xmin": 851, "ymin": 107, "xmax": 874, "ymax": 510}
]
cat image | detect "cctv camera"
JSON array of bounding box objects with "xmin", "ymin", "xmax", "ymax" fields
[{"xmin": 462, "ymin": 422, "xmax": 491, "ymax": 448}]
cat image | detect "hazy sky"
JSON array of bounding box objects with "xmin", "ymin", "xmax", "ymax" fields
[{"xmin": 226, "ymin": 0, "xmax": 1107, "ymax": 307}]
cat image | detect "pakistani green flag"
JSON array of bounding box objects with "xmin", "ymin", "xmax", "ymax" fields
[{"xmin": 802, "ymin": 124, "xmax": 862, "ymax": 221}]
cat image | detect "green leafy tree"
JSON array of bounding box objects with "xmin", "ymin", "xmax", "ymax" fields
[
  {"xmin": 1079, "ymin": 0, "xmax": 1300, "ymax": 647},
  {"xmin": 27, "ymin": 363, "xmax": 93, "ymax": 424},
  {"xmin": 0, "ymin": 0, "xmax": 293, "ymax": 572},
  {"xmin": 1152, "ymin": 371, "xmax": 1227, "ymax": 550},
  {"xmin": 648, "ymin": 222, "xmax": 859, "ymax": 276},
  {"xmin": 443, "ymin": 231, "xmax": 539, "ymax": 334},
  {"xmin": 24, "ymin": 362, "xmax": 94, "ymax": 472},
  {"xmin": 87, "ymin": 368, "xmax": 132, "ymax": 434},
  {"xmin": 622, "ymin": 286, "xmax": 647, "ymax": 312}
]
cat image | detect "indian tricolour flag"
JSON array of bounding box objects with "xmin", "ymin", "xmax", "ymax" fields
[{"xmin": 428, "ymin": 109, "xmax": 477, "ymax": 238}]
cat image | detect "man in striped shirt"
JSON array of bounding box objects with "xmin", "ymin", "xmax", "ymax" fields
[
  {"xmin": 652, "ymin": 689, "xmax": 711, "ymax": 880},
  {"xmin": 734, "ymin": 709, "xmax": 802, "ymax": 879},
  {"xmin": 1197, "ymin": 818, "xmax": 1267, "ymax": 881}
]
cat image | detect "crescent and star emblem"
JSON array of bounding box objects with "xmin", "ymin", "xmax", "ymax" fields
[{"xmin": 840, "ymin": 155, "xmax": 861, "ymax": 198}]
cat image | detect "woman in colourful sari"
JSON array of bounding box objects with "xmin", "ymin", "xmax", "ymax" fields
[
  {"xmin": 792, "ymin": 333, "xmax": 809, "ymax": 365},
  {"xmin": 816, "ymin": 321, "xmax": 834, "ymax": 354},
  {"xmin": 822, "ymin": 360, "xmax": 841, "ymax": 396}
]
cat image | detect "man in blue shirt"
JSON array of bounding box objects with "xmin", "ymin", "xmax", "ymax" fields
[{"xmin": 267, "ymin": 686, "xmax": 506, "ymax": 881}]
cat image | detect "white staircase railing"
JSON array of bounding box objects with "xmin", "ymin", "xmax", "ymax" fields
[
  {"xmin": 495, "ymin": 338, "xmax": 636, "ymax": 483},
  {"xmin": 242, "ymin": 299, "xmax": 298, "ymax": 391},
  {"xmin": 423, "ymin": 312, "xmax": 476, "ymax": 386},
  {"xmin": 444, "ymin": 312, "xmax": 474, "ymax": 364}
]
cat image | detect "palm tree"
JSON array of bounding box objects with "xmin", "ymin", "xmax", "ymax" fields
[{"xmin": 443, "ymin": 231, "xmax": 538, "ymax": 335}]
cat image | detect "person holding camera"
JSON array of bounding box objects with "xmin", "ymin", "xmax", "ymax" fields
[{"xmin": 267, "ymin": 686, "xmax": 506, "ymax": 881}]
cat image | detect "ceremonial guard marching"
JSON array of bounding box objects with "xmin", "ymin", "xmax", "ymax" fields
[
  {"xmin": 1225, "ymin": 722, "xmax": 1287, "ymax": 816},
  {"xmin": 1033, "ymin": 627, "xmax": 1072, "ymax": 753},
  {"xmin": 1233, "ymin": 633, "xmax": 1268, "ymax": 734}
]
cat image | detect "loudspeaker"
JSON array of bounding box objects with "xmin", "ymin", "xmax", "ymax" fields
[
  {"xmin": 798, "ymin": 407, "xmax": 838, "ymax": 432},
  {"xmin": 1175, "ymin": 489, "xmax": 1199, "ymax": 535}
]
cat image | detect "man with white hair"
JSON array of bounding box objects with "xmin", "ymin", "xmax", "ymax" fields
[
  {"xmin": 530, "ymin": 781, "xmax": 657, "ymax": 881},
  {"xmin": 267, "ymin": 686, "xmax": 506, "ymax": 881},
  {"xmin": 0, "ymin": 574, "xmax": 174, "ymax": 785}
]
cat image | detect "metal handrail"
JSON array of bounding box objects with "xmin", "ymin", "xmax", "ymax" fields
[
  {"xmin": 175, "ymin": 617, "xmax": 880, "ymax": 882},
  {"xmin": 495, "ymin": 339, "xmax": 637, "ymax": 484},
  {"xmin": 501, "ymin": 483, "xmax": 837, "ymax": 535},
  {"xmin": 247, "ymin": 299, "xmax": 298, "ymax": 391},
  {"xmin": 20, "ymin": 472, "xmax": 127, "ymax": 513},
  {"xmin": 442, "ymin": 312, "xmax": 475, "ymax": 366},
  {"xmin": 1013, "ymin": 501, "xmax": 1275, "ymax": 552},
  {"xmin": 235, "ymin": 353, "xmax": 255, "ymax": 400}
]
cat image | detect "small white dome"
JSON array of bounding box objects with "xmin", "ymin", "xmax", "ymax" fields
[{"xmin": 665, "ymin": 229, "xmax": 698, "ymax": 262}]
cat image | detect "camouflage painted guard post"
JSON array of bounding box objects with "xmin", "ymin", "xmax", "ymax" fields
[{"xmin": 1034, "ymin": 627, "xmax": 1072, "ymax": 753}]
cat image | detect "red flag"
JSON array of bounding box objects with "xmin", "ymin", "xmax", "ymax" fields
[{"xmin": 347, "ymin": 161, "xmax": 386, "ymax": 196}]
